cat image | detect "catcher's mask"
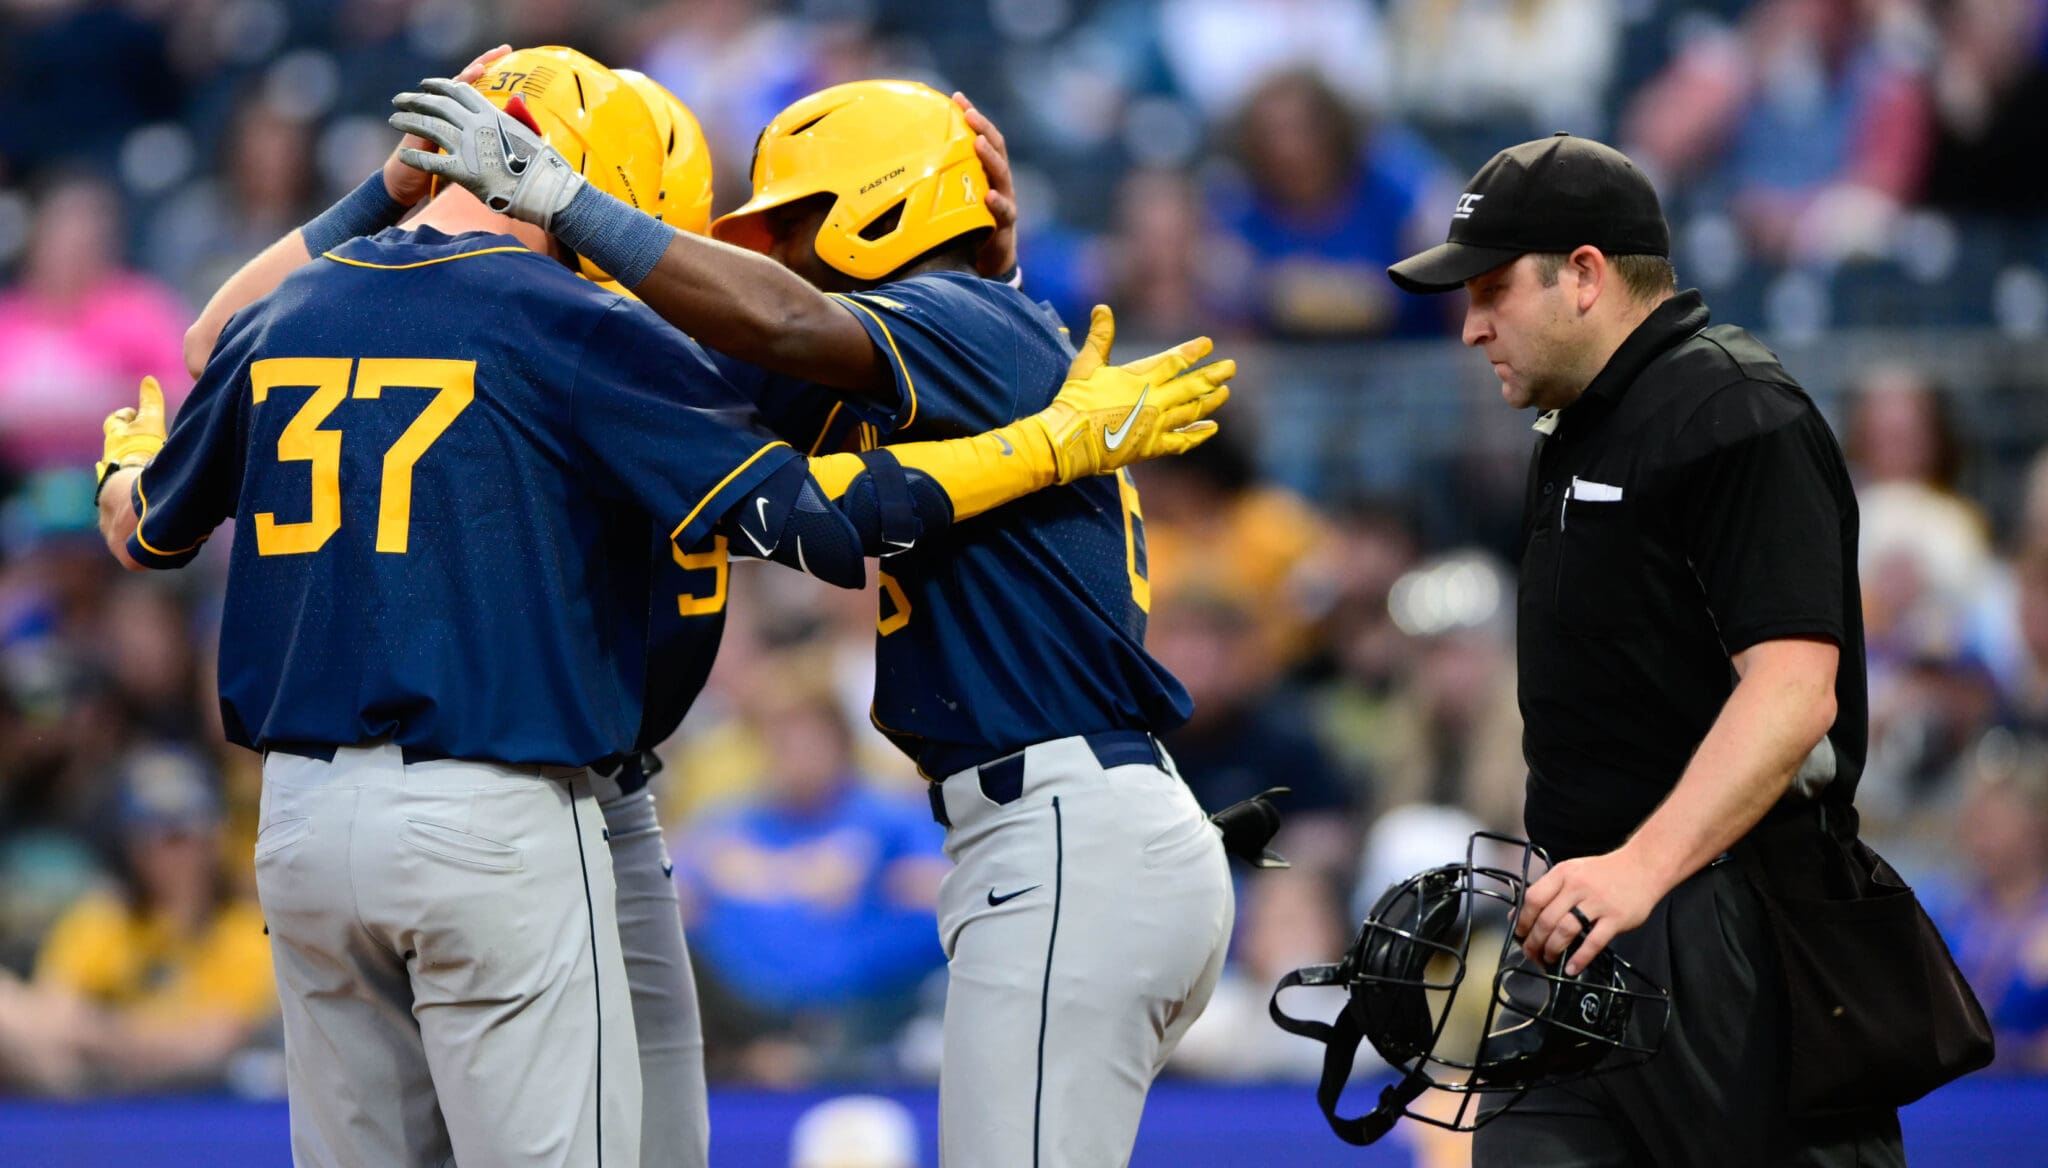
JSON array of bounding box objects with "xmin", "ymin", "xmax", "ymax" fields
[{"xmin": 1270, "ymin": 832, "xmax": 1670, "ymax": 1144}]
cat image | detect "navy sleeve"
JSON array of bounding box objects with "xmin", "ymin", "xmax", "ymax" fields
[
  {"xmin": 719, "ymin": 448, "xmax": 964, "ymax": 589},
  {"xmin": 1671, "ymin": 383, "xmax": 1851, "ymax": 654},
  {"xmin": 708, "ymin": 350, "xmax": 858, "ymax": 455},
  {"xmin": 128, "ymin": 357, "xmax": 245, "ymax": 569},
  {"xmin": 828, "ymin": 274, "xmax": 1052, "ymax": 438},
  {"xmin": 569, "ymin": 300, "xmax": 802, "ymax": 551}
]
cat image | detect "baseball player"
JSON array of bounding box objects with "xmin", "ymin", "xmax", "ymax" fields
[
  {"xmin": 177, "ymin": 48, "xmax": 727, "ymax": 1166},
  {"xmin": 397, "ymin": 76, "xmax": 1240, "ymax": 1166},
  {"xmin": 576, "ymin": 64, "xmax": 719, "ymax": 1168},
  {"xmin": 178, "ymin": 52, "xmax": 1031, "ymax": 1168},
  {"xmin": 95, "ymin": 56, "xmax": 1229, "ymax": 1168}
]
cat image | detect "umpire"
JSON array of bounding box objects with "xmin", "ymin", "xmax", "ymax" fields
[{"xmin": 1388, "ymin": 134, "xmax": 1906, "ymax": 1165}]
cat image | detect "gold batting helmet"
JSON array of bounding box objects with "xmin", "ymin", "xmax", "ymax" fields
[
  {"xmin": 471, "ymin": 46, "xmax": 664, "ymax": 281},
  {"xmin": 614, "ymin": 69, "xmax": 715, "ymax": 236},
  {"xmin": 712, "ymin": 80, "xmax": 995, "ymax": 281}
]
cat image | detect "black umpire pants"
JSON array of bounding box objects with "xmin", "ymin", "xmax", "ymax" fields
[{"xmin": 1474, "ymin": 858, "xmax": 1906, "ymax": 1168}]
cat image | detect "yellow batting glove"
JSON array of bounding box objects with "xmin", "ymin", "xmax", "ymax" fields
[
  {"xmin": 1020, "ymin": 305, "xmax": 1233, "ymax": 483},
  {"xmin": 846, "ymin": 307, "xmax": 1233, "ymax": 523},
  {"xmin": 96, "ymin": 375, "xmax": 168, "ymax": 498}
]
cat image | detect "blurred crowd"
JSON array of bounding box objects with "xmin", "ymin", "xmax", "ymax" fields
[{"xmin": 2, "ymin": 0, "xmax": 2047, "ymax": 1103}]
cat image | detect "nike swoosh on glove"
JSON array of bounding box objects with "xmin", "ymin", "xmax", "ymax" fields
[
  {"xmin": 1017, "ymin": 304, "xmax": 1233, "ymax": 483},
  {"xmin": 389, "ymin": 79, "xmax": 584, "ymax": 231}
]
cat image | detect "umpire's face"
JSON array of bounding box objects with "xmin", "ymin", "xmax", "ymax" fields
[{"xmin": 1461, "ymin": 255, "xmax": 1585, "ymax": 412}]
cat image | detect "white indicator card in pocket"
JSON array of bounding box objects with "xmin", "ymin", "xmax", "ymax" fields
[{"xmin": 1561, "ymin": 476, "xmax": 1624, "ymax": 529}]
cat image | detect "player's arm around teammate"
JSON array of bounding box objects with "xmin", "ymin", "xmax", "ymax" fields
[
  {"xmin": 707, "ymin": 303, "xmax": 1227, "ymax": 585},
  {"xmin": 389, "ymin": 80, "xmax": 1023, "ymax": 408},
  {"xmin": 100, "ymin": 303, "xmax": 1229, "ymax": 583},
  {"xmin": 188, "ymin": 69, "xmax": 1018, "ymax": 383}
]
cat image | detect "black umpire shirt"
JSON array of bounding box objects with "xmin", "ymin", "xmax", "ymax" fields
[{"xmin": 1517, "ymin": 290, "xmax": 1867, "ymax": 861}]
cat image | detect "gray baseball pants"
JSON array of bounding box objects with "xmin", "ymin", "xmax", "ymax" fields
[
  {"xmin": 255, "ymin": 742, "xmax": 639, "ymax": 1168},
  {"xmin": 591, "ymin": 770, "xmax": 709, "ymax": 1168},
  {"xmin": 931, "ymin": 733, "xmax": 1235, "ymax": 1167}
]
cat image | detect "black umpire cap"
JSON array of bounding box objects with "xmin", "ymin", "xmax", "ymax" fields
[{"xmin": 1388, "ymin": 133, "xmax": 1669, "ymax": 295}]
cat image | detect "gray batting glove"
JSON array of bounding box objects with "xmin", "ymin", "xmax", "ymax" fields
[{"xmin": 389, "ymin": 78, "xmax": 583, "ymax": 232}]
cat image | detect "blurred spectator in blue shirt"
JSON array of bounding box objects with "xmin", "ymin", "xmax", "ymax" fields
[
  {"xmin": 1621, "ymin": 0, "xmax": 1933, "ymax": 262},
  {"xmin": 675, "ymin": 677, "xmax": 947, "ymax": 1084},
  {"xmin": 1217, "ymin": 70, "xmax": 1447, "ymax": 339},
  {"xmin": 1925, "ymin": 728, "xmax": 2048, "ymax": 1071}
]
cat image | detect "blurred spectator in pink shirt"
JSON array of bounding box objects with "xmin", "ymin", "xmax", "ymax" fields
[{"xmin": 0, "ymin": 176, "xmax": 188, "ymax": 477}]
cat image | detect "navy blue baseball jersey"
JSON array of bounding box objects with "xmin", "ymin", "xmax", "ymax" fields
[
  {"xmin": 730, "ymin": 271, "xmax": 1194, "ymax": 777},
  {"xmin": 129, "ymin": 226, "xmax": 799, "ymax": 766},
  {"xmin": 634, "ymin": 522, "xmax": 732, "ymax": 753}
]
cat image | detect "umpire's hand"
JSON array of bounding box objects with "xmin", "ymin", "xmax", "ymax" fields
[{"xmin": 1517, "ymin": 847, "xmax": 1671, "ymax": 976}]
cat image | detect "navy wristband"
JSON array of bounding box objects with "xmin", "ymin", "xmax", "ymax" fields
[
  {"xmin": 301, "ymin": 172, "xmax": 407, "ymax": 256},
  {"xmin": 550, "ymin": 183, "xmax": 675, "ymax": 290},
  {"xmin": 858, "ymin": 449, "xmax": 922, "ymax": 550}
]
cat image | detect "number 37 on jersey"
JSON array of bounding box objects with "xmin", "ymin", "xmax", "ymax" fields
[{"xmin": 246, "ymin": 357, "xmax": 474, "ymax": 558}]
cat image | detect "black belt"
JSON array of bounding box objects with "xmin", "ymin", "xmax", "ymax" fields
[
  {"xmin": 591, "ymin": 749, "xmax": 663, "ymax": 794},
  {"xmin": 927, "ymin": 730, "xmax": 1166, "ymax": 827}
]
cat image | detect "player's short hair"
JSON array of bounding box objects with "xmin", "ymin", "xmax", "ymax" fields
[
  {"xmin": 1530, "ymin": 251, "xmax": 1677, "ymax": 303},
  {"xmin": 899, "ymin": 227, "xmax": 990, "ymax": 281}
]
